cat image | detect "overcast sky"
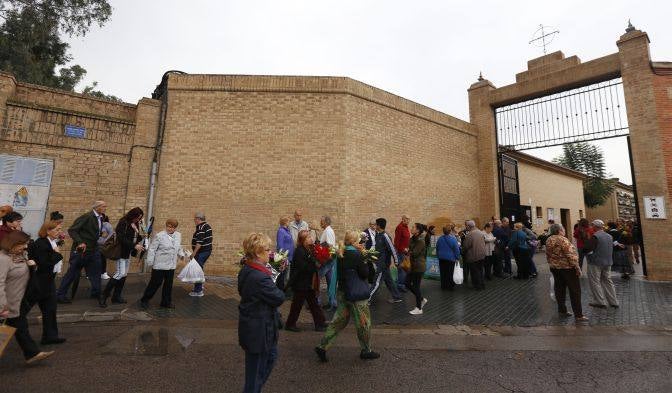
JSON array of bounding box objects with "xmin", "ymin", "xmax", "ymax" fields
[{"xmin": 66, "ymin": 0, "xmax": 672, "ymax": 185}]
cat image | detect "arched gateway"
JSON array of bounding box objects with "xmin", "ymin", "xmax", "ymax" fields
[{"xmin": 468, "ymin": 25, "xmax": 672, "ymax": 280}]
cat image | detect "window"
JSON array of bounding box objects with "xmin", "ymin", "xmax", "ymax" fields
[
  {"xmin": 547, "ymin": 208, "xmax": 555, "ymax": 221},
  {"xmin": 535, "ymin": 206, "xmax": 542, "ymax": 218}
]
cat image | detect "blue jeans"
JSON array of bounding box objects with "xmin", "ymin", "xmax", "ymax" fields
[
  {"xmin": 57, "ymin": 249, "xmax": 102, "ymax": 298},
  {"xmin": 244, "ymin": 345, "xmax": 278, "ymax": 393},
  {"xmin": 193, "ymin": 250, "xmax": 211, "ymax": 293},
  {"xmin": 318, "ymin": 260, "xmax": 337, "ymax": 307}
]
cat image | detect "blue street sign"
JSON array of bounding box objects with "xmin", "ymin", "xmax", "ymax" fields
[{"xmin": 64, "ymin": 124, "xmax": 86, "ymax": 138}]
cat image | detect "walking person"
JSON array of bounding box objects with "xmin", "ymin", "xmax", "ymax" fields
[
  {"xmin": 521, "ymin": 225, "xmax": 539, "ymax": 277},
  {"xmin": 190, "ymin": 212, "xmax": 213, "ymax": 297},
  {"xmin": 99, "ymin": 207, "xmax": 144, "ymax": 307},
  {"xmin": 408, "ymin": 223, "xmax": 428, "ymax": 315},
  {"xmin": 545, "ymin": 224, "xmax": 588, "ymax": 322},
  {"xmin": 608, "ymin": 221, "xmax": 632, "ymax": 280},
  {"xmin": 435, "ymin": 224, "xmax": 460, "ymax": 290},
  {"xmin": 23, "ymin": 221, "xmax": 66, "ymax": 345},
  {"xmin": 284, "ymin": 230, "xmax": 327, "ymax": 332},
  {"xmin": 0, "ymin": 211, "xmax": 23, "ymax": 242},
  {"xmin": 483, "ymin": 223, "xmax": 497, "ymax": 280},
  {"xmin": 462, "ymin": 220, "xmax": 486, "ymax": 290},
  {"xmin": 363, "ymin": 219, "xmax": 377, "ymax": 250},
  {"xmin": 140, "ymin": 219, "xmax": 185, "ymax": 309},
  {"xmin": 315, "ymin": 230, "xmax": 379, "ymax": 362},
  {"xmin": 318, "ymin": 216, "xmax": 337, "ymax": 310},
  {"xmin": 368, "ymin": 218, "xmax": 402, "ymax": 304},
  {"xmin": 573, "ymin": 218, "xmax": 594, "ymax": 270},
  {"xmin": 508, "ymin": 223, "xmax": 532, "ymax": 279},
  {"xmin": 238, "ymin": 233, "xmax": 286, "ymax": 393},
  {"xmin": 0, "ymin": 231, "xmax": 54, "ymax": 364},
  {"xmin": 584, "ymin": 220, "xmax": 619, "ymax": 309},
  {"xmin": 56, "ymin": 201, "xmax": 107, "ymax": 303},
  {"xmin": 394, "ymin": 215, "xmax": 411, "ymax": 292},
  {"xmin": 98, "ymin": 214, "xmax": 114, "ymax": 281}
]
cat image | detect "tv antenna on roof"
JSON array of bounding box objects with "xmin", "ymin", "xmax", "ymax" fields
[{"xmin": 529, "ymin": 24, "xmax": 559, "ymax": 54}]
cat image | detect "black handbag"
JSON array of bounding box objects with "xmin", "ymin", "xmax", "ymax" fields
[
  {"xmin": 101, "ymin": 233, "xmax": 122, "ymax": 260},
  {"xmin": 342, "ymin": 268, "xmax": 370, "ymax": 302}
]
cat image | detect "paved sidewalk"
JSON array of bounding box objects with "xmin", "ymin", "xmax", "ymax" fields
[{"xmin": 41, "ymin": 254, "xmax": 672, "ymax": 327}]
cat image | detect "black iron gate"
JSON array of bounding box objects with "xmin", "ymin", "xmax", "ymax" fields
[{"xmin": 493, "ymin": 77, "xmax": 646, "ymax": 274}]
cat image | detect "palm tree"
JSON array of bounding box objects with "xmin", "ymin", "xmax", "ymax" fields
[{"xmin": 553, "ymin": 142, "xmax": 616, "ymax": 208}]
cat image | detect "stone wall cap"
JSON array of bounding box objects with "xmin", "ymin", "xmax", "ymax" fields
[
  {"xmin": 468, "ymin": 79, "xmax": 496, "ymax": 90},
  {"xmin": 617, "ymin": 29, "xmax": 650, "ymax": 45},
  {"xmin": 0, "ymin": 71, "xmax": 18, "ymax": 83}
]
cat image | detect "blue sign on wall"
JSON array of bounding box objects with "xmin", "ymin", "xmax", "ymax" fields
[{"xmin": 64, "ymin": 125, "xmax": 86, "ymax": 138}]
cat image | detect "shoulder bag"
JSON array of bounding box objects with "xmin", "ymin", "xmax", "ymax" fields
[
  {"xmin": 102, "ymin": 233, "xmax": 122, "ymax": 260},
  {"xmin": 343, "ymin": 268, "xmax": 371, "ymax": 302}
]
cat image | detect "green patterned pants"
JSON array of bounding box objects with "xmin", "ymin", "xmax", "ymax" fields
[{"xmin": 318, "ymin": 291, "xmax": 372, "ymax": 352}]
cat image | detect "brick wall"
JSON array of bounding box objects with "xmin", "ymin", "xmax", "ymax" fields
[
  {"xmin": 0, "ymin": 72, "xmax": 160, "ymax": 272},
  {"xmin": 153, "ymin": 75, "xmax": 479, "ymax": 275}
]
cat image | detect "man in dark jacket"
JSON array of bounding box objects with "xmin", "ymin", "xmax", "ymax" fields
[
  {"xmin": 493, "ymin": 218, "xmax": 512, "ymax": 275},
  {"xmin": 368, "ymin": 218, "xmax": 402, "ymax": 304},
  {"xmin": 56, "ymin": 200, "xmax": 107, "ymax": 303}
]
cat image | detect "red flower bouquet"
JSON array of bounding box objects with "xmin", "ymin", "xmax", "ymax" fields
[{"xmin": 311, "ymin": 244, "xmax": 333, "ymax": 266}]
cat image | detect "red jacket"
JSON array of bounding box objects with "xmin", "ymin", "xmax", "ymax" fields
[
  {"xmin": 394, "ymin": 223, "xmax": 410, "ymax": 254},
  {"xmin": 573, "ymin": 226, "xmax": 594, "ymax": 250}
]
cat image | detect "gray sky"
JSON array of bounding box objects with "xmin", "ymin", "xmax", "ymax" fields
[{"xmin": 66, "ymin": 0, "xmax": 671, "ymax": 185}]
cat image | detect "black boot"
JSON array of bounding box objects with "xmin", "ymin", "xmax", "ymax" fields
[
  {"xmin": 112, "ymin": 277, "xmax": 127, "ymax": 304},
  {"xmin": 99, "ymin": 278, "xmax": 116, "ymax": 308}
]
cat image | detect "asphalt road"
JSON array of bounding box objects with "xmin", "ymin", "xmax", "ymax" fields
[{"xmin": 1, "ymin": 321, "xmax": 671, "ymax": 393}]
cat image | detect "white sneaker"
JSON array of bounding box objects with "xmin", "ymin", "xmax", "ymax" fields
[
  {"xmin": 188, "ymin": 291, "xmax": 203, "ymax": 297},
  {"xmin": 101, "ymin": 273, "xmax": 110, "ymax": 280},
  {"xmin": 409, "ymin": 307, "xmax": 423, "ymax": 315},
  {"xmin": 421, "ymin": 298, "xmax": 428, "ymax": 308}
]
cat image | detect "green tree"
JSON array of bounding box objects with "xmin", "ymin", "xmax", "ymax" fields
[
  {"xmin": 0, "ymin": 0, "xmax": 111, "ymax": 90},
  {"xmin": 553, "ymin": 142, "xmax": 616, "ymax": 208},
  {"xmin": 82, "ymin": 81, "xmax": 121, "ymax": 102}
]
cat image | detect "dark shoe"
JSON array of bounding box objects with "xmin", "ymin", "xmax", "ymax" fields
[
  {"xmin": 610, "ymin": 304, "xmax": 620, "ymax": 308},
  {"xmin": 314, "ymin": 346, "xmax": 328, "ymax": 362},
  {"xmin": 99, "ymin": 278, "xmax": 116, "ymax": 307},
  {"xmin": 531, "ymin": 273, "xmax": 538, "ymax": 277},
  {"xmin": 41, "ymin": 338, "xmax": 66, "ymax": 345},
  {"xmin": 140, "ymin": 301, "xmax": 149, "ymax": 310},
  {"xmin": 589, "ymin": 303, "xmax": 607, "ymax": 309},
  {"xmin": 159, "ymin": 303, "xmax": 175, "ymax": 309},
  {"xmin": 559, "ymin": 311, "xmax": 573, "ymax": 318},
  {"xmin": 314, "ymin": 325, "xmax": 328, "ymax": 332},
  {"xmin": 360, "ymin": 350, "xmax": 380, "ymax": 360},
  {"xmin": 285, "ymin": 325, "xmax": 301, "ymax": 332},
  {"xmin": 57, "ymin": 297, "xmax": 71, "ymax": 304}
]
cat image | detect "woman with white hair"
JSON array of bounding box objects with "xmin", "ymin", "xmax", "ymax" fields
[{"xmin": 545, "ymin": 223, "xmax": 588, "ymax": 322}]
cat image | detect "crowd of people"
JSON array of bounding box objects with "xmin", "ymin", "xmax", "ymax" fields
[
  {"xmin": 0, "ymin": 202, "xmax": 213, "ymax": 365},
  {"xmin": 1, "ymin": 202, "xmax": 642, "ymax": 392}
]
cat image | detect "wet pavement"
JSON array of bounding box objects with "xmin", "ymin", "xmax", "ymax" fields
[{"xmin": 44, "ymin": 253, "xmax": 672, "ymax": 328}]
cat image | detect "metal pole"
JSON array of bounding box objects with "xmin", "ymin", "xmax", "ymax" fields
[{"xmin": 627, "ymin": 136, "xmax": 646, "ymax": 276}]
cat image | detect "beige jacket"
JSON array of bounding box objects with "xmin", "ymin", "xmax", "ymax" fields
[
  {"xmin": 463, "ymin": 229, "xmax": 487, "ymax": 263},
  {"xmin": 0, "ymin": 250, "xmax": 30, "ymax": 318}
]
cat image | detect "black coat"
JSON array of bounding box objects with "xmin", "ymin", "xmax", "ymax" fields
[
  {"xmin": 68, "ymin": 211, "xmax": 101, "ymax": 251},
  {"xmin": 237, "ymin": 264, "xmax": 286, "ymax": 354},
  {"xmin": 27, "ymin": 237, "xmax": 62, "ymax": 300},
  {"xmin": 337, "ymin": 248, "xmax": 369, "ymax": 290},
  {"xmin": 288, "ymin": 246, "xmax": 317, "ymax": 291},
  {"xmin": 115, "ymin": 219, "xmax": 140, "ymax": 259}
]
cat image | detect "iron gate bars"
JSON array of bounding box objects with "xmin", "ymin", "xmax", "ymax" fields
[{"xmin": 495, "ymin": 78, "xmax": 628, "ymax": 151}]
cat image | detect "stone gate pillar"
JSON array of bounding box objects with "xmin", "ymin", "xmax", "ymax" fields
[
  {"xmin": 468, "ymin": 77, "xmax": 499, "ymax": 223},
  {"xmin": 617, "ymin": 27, "xmax": 672, "ymax": 280}
]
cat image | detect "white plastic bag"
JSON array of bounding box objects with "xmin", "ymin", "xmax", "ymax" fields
[
  {"xmin": 177, "ymin": 258, "xmax": 205, "ymax": 283},
  {"xmin": 549, "ymin": 275, "xmax": 556, "ymax": 301},
  {"xmin": 453, "ymin": 260, "xmax": 464, "ymax": 285}
]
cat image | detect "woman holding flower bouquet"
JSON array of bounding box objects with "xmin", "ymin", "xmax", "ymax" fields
[
  {"xmin": 284, "ymin": 230, "xmax": 327, "ymax": 332},
  {"xmin": 314, "ymin": 230, "xmax": 380, "ymax": 362},
  {"xmin": 238, "ymin": 233, "xmax": 286, "ymax": 393}
]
